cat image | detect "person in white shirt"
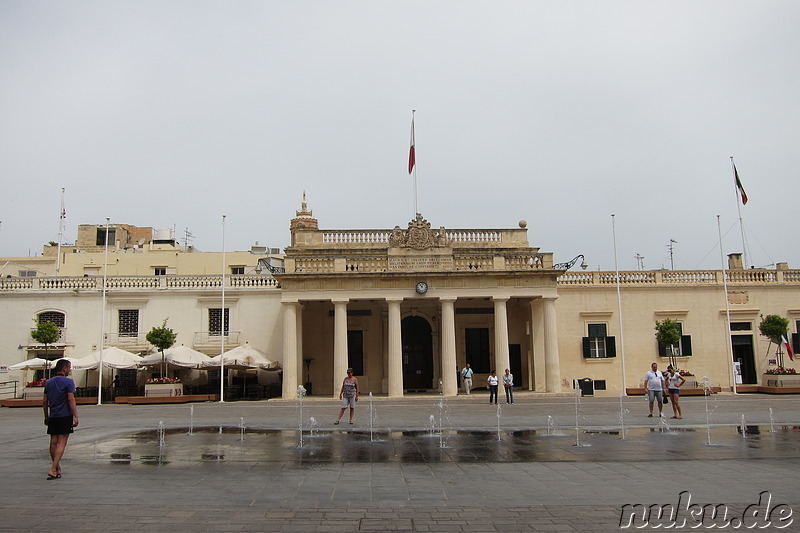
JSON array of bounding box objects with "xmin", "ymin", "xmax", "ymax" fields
[
  {"xmin": 644, "ymin": 362, "xmax": 667, "ymax": 417},
  {"xmin": 665, "ymin": 364, "xmax": 686, "ymax": 419},
  {"xmin": 487, "ymin": 370, "xmax": 499, "ymax": 405}
]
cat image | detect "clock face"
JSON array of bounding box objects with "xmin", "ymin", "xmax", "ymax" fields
[{"xmin": 415, "ymin": 281, "xmax": 428, "ymax": 294}]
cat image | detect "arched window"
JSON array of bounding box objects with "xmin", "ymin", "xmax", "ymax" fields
[{"xmin": 38, "ymin": 311, "xmax": 65, "ymax": 328}]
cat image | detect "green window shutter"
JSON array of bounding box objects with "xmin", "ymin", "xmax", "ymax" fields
[
  {"xmin": 582, "ymin": 337, "xmax": 592, "ymax": 358},
  {"xmin": 657, "ymin": 340, "xmax": 667, "ymax": 357},
  {"xmin": 681, "ymin": 335, "xmax": 692, "ymax": 356},
  {"xmin": 606, "ymin": 336, "xmax": 617, "ymax": 357}
]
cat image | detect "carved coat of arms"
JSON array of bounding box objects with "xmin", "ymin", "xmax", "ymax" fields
[{"xmin": 389, "ymin": 214, "xmax": 450, "ymax": 250}]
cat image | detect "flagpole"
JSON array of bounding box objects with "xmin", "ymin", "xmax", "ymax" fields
[
  {"xmin": 220, "ymin": 214, "xmax": 226, "ymax": 403},
  {"xmin": 612, "ymin": 214, "xmax": 627, "ymax": 393},
  {"xmin": 717, "ymin": 214, "xmax": 737, "ymax": 394},
  {"xmin": 97, "ymin": 217, "xmax": 110, "ymax": 406},
  {"xmin": 730, "ymin": 157, "xmax": 748, "ymax": 268},
  {"xmin": 56, "ymin": 188, "xmax": 65, "ymax": 274}
]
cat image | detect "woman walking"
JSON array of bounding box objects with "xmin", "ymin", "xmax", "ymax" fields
[
  {"xmin": 335, "ymin": 368, "xmax": 360, "ymax": 425},
  {"xmin": 665, "ymin": 365, "xmax": 685, "ymax": 419}
]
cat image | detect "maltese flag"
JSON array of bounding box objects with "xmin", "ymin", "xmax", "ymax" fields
[
  {"xmin": 783, "ymin": 334, "xmax": 794, "ymax": 361},
  {"xmin": 408, "ymin": 115, "xmax": 416, "ymax": 174}
]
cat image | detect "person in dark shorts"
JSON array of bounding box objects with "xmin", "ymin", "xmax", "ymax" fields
[{"xmin": 43, "ymin": 359, "xmax": 79, "ymax": 480}]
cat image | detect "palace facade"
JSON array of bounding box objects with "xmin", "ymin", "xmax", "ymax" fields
[{"xmin": 2, "ymin": 199, "xmax": 799, "ymax": 399}]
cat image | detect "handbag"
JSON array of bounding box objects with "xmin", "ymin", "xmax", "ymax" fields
[{"xmin": 663, "ymin": 393, "xmax": 669, "ymax": 404}]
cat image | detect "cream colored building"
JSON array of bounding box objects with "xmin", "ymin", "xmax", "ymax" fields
[{"xmin": 1, "ymin": 202, "xmax": 798, "ymax": 399}]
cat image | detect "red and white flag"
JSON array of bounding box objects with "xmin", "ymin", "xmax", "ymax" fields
[
  {"xmin": 734, "ymin": 164, "xmax": 748, "ymax": 205},
  {"xmin": 783, "ymin": 334, "xmax": 794, "ymax": 361},
  {"xmin": 408, "ymin": 115, "xmax": 416, "ymax": 174}
]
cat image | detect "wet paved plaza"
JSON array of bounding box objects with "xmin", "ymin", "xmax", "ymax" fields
[{"xmin": 2, "ymin": 393, "xmax": 800, "ymax": 531}]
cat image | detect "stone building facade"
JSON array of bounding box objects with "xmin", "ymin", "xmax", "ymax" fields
[{"xmin": 1, "ymin": 199, "xmax": 799, "ymax": 399}]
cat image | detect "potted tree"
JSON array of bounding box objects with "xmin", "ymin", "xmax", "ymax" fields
[
  {"xmin": 30, "ymin": 320, "xmax": 61, "ymax": 377},
  {"xmin": 145, "ymin": 319, "xmax": 179, "ymax": 396},
  {"xmin": 655, "ymin": 318, "xmax": 681, "ymax": 369},
  {"xmin": 758, "ymin": 315, "xmax": 795, "ymax": 386}
]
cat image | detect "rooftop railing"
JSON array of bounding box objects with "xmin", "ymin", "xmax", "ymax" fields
[
  {"xmin": 2, "ymin": 269, "xmax": 798, "ymax": 292},
  {"xmin": 557, "ymin": 269, "xmax": 800, "ymax": 286}
]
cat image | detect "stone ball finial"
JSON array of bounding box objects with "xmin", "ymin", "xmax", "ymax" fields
[{"xmin": 519, "ymin": 220, "xmax": 527, "ymax": 229}]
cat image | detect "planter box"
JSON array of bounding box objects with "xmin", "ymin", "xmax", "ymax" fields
[
  {"xmin": 144, "ymin": 383, "xmax": 183, "ymax": 397},
  {"xmin": 23, "ymin": 387, "xmax": 45, "ymax": 400},
  {"xmin": 762, "ymin": 374, "xmax": 800, "ymax": 387}
]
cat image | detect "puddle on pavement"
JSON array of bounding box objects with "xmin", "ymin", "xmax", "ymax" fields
[{"xmin": 71, "ymin": 425, "xmax": 800, "ymax": 465}]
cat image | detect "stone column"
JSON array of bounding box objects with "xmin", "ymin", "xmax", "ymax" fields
[
  {"xmin": 542, "ymin": 296, "xmax": 561, "ymax": 392},
  {"xmin": 440, "ymin": 297, "xmax": 457, "ymax": 396},
  {"xmin": 332, "ymin": 299, "xmax": 349, "ymax": 398},
  {"xmin": 281, "ymin": 301, "xmax": 299, "ymax": 399},
  {"xmin": 493, "ymin": 296, "xmax": 510, "ymax": 374},
  {"xmin": 296, "ymin": 302, "xmax": 304, "ymax": 388},
  {"xmin": 387, "ymin": 298, "xmax": 404, "ymax": 398},
  {"xmin": 529, "ymin": 299, "xmax": 546, "ymax": 392}
]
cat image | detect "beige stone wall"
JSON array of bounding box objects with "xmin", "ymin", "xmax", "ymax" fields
[{"xmin": 556, "ymin": 282, "xmax": 800, "ymax": 394}]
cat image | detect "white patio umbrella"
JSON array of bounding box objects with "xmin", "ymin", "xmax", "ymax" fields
[
  {"xmin": 9, "ymin": 357, "xmax": 52, "ymax": 371},
  {"xmin": 9, "ymin": 357, "xmax": 81, "ymax": 371},
  {"xmin": 138, "ymin": 345, "xmax": 212, "ymax": 369},
  {"xmin": 71, "ymin": 346, "xmax": 143, "ymax": 370},
  {"xmin": 202, "ymin": 343, "xmax": 281, "ymax": 370}
]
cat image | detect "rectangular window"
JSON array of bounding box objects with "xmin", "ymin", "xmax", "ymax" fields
[
  {"xmin": 153, "ymin": 267, "xmax": 167, "ymax": 276},
  {"xmin": 231, "ymin": 266, "xmax": 245, "ymax": 275},
  {"xmin": 347, "ymin": 330, "xmax": 364, "ymax": 376},
  {"xmin": 657, "ymin": 323, "xmax": 693, "ymax": 357},
  {"xmin": 730, "ymin": 322, "xmax": 751, "ymax": 331},
  {"xmin": 582, "ymin": 323, "xmax": 617, "ymax": 358},
  {"xmin": 118, "ymin": 309, "xmax": 139, "ymax": 337},
  {"xmin": 209, "ymin": 308, "xmax": 229, "ymax": 336},
  {"xmin": 465, "ymin": 328, "xmax": 491, "ymax": 373},
  {"xmin": 96, "ymin": 228, "xmax": 115, "ymax": 246},
  {"xmin": 19, "ymin": 270, "xmax": 37, "ymax": 277}
]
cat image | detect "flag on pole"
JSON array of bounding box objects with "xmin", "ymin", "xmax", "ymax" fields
[
  {"xmin": 734, "ymin": 164, "xmax": 748, "ymax": 205},
  {"xmin": 783, "ymin": 334, "xmax": 794, "ymax": 361},
  {"xmin": 408, "ymin": 115, "xmax": 416, "ymax": 174}
]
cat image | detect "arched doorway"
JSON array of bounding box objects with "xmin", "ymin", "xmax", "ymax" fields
[{"xmin": 402, "ymin": 316, "xmax": 433, "ymax": 390}]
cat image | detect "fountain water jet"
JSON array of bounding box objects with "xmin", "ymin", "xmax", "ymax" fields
[
  {"xmin": 702, "ymin": 376, "xmax": 716, "ymax": 446},
  {"xmin": 297, "ymin": 385, "xmax": 307, "ymax": 449},
  {"xmin": 157, "ymin": 420, "xmax": 166, "ymax": 449},
  {"xmin": 496, "ymin": 404, "xmax": 502, "ymax": 441},
  {"xmin": 618, "ymin": 394, "xmax": 629, "ymax": 440}
]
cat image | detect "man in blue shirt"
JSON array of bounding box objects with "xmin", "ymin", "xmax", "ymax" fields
[{"xmin": 43, "ymin": 359, "xmax": 79, "ymax": 480}]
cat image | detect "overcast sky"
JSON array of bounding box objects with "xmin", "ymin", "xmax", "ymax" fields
[{"xmin": 1, "ymin": 1, "xmax": 798, "ymax": 271}]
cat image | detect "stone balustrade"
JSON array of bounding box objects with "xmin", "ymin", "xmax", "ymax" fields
[
  {"xmin": 558, "ymin": 269, "xmax": 800, "ymax": 286},
  {"xmin": 313, "ymin": 228, "xmax": 524, "ymax": 248},
  {"xmin": 446, "ymin": 230, "xmax": 503, "ymax": 244},
  {"xmin": 3, "ymin": 269, "xmax": 798, "ymax": 292},
  {"xmin": 321, "ymin": 230, "xmax": 392, "ymax": 245},
  {"xmin": 1, "ymin": 275, "xmax": 278, "ymax": 292}
]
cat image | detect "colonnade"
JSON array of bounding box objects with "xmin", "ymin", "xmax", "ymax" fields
[{"xmin": 281, "ymin": 295, "xmax": 561, "ymax": 399}]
